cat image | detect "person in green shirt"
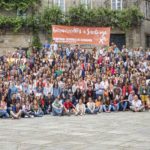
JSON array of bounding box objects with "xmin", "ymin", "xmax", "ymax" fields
[
  {"xmin": 55, "ymin": 70, "xmax": 63, "ymax": 76},
  {"xmin": 52, "ymin": 98, "xmax": 64, "ymax": 116}
]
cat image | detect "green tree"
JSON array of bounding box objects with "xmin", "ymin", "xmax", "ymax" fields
[
  {"xmin": 32, "ymin": 33, "xmax": 42, "ymax": 50},
  {"xmin": 67, "ymin": 5, "xmax": 144, "ymax": 30},
  {"xmin": 0, "ymin": 0, "xmax": 40, "ymax": 11},
  {"xmin": 41, "ymin": 6, "xmax": 64, "ymax": 31},
  {"xmin": 0, "ymin": 4, "xmax": 144, "ymax": 33}
]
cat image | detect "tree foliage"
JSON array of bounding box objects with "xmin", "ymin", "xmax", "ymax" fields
[
  {"xmin": 0, "ymin": 4, "xmax": 144, "ymax": 32},
  {"xmin": 32, "ymin": 33, "xmax": 42, "ymax": 50},
  {"xmin": 0, "ymin": 0, "xmax": 40, "ymax": 11},
  {"xmin": 67, "ymin": 5, "xmax": 144, "ymax": 30},
  {"xmin": 41, "ymin": 6, "xmax": 64, "ymax": 31}
]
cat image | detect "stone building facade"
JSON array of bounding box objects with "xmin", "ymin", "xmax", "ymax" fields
[
  {"xmin": 0, "ymin": 0, "xmax": 150, "ymax": 53},
  {"xmin": 41, "ymin": 0, "xmax": 150, "ymax": 49}
]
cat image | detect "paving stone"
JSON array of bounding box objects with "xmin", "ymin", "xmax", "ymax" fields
[{"xmin": 0, "ymin": 112, "xmax": 150, "ymax": 150}]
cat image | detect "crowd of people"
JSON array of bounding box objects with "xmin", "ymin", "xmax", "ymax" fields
[{"xmin": 0, "ymin": 40, "xmax": 150, "ymax": 119}]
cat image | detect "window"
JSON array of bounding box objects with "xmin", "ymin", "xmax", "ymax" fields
[
  {"xmin": 111, "ymin": 0, "xmax": 123, "ymax": 10},
  {"xmin": 145, "ymin": 0, "xmax": 150, "ymax": 19},
  {"xmin": 81, "ymin": 0, "xmax": 92, "ymax": 9},
  {"xmin": 54, "ymin": 0, "xmax": 65, "ymax": 12},
  {"xmin": 146, "ymin": 35, "xmax": 150, "ymax": 47}
]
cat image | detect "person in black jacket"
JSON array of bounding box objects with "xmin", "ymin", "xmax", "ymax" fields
[
  {"xmin": 86, "ymin": 85, "xmax": 94, "ymax": 100},
  {"xmin": 74, "ymin": 88, "xmax": 82, "ymax": 101},
  {"xmin": 44, "ymin": 93, "xmax": 55, "ymax": 113}
]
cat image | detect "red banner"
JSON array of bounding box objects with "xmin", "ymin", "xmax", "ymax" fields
[{"xmin": 52, "ymin": 25, "xmax": 111, "ymax": 46}]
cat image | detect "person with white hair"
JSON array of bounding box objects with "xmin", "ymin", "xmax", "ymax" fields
[{"xmin": 130, "ymin": 95, "xmax": 144, "ymax": 112}]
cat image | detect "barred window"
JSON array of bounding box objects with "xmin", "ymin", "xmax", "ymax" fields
[
  {"xmin": 111, "ymin": 0, "xmax": 123, "ymax": 10},
  {"xmin": 54, "ymin": 0, "xmax": 65, "ymax": 12},
  {"xmin": 145, "ymin": 0, "xmax": 150, "ymax": 19},
  {"xmin": 146, "ymin": 35, "xmax": 150, "ymax": 48},
  {"xmin": 81, "ymin": 0, "xmax": 92, "ymax": 9}
]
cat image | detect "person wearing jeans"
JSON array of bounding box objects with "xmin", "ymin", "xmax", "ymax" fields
[
  {"xmin": 0, "ymin": 110, "xmax": 9, "ymax": 118},
  {"xmin": 86, "ymin": 97, "xmax": 98, "ymax": 114},
  {"xmin": 63, "ymin": 99, "xmax": 76, "ymax": 116},
  {"xmin": 31, "ymin": 99, "xmax": 44, "ymax": 117},
  {"xmin": 95, "ymin": 96, "xmax": 103, "ymax": 113},
  {"xmin": 52, "ymin": 83, "xmax": 62, "ymax": 98},
  {"xmin": 130, "ymin": 95, "xmax": 144, "ymax": 112},
  {"xmin": 0, "ymin": 97, "xmax": 9, "ymax": 118},
  {"xmin": 22, "ymin": 100, "xmax": 33, "ymax": 118},
  {"xmin": 103, "ymin": 97, "xmax": 116, "ymax": 112},
  {"xmin": 52, "ymin": 98, "xmax": 64, "ymax": 116},
  {"xmin": 95, "ymin": 79, "xmax": 104, "ymax": 99},
  {"xmin": 75, "ymin": 99, "xmax": 86, "ymax": 116},
  {"xmin": 10, "ymin": 102, "xmax": 22, "ymax": 119},
  {"xmin": 117, "ymin": 96, "xmax": 128, "ymax": 111}
]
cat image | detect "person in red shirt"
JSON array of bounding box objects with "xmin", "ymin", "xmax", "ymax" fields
[
  {"xmin": 63, "ymin": 99, "xmax": 76, "ymax": 116},
  {"xmin": 122, "ymin": 82, "xmax": 132, "ymax": 99},
  {"xmin": 40, "ymin": 95, "xmax": 45, "ymax": 114},
  {"xmin": 97, "ymin": 54, "xmax": 103, "ymax": 65}
]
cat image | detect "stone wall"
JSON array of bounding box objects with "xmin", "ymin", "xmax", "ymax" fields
[
  {"xmin": 140, "ymin": 20, "xmax": 150, "ymax": 48},
  {"xmin": 0, "ymin": 33, "xmax": 30, "ymax": 55},
  {"xmin": 0, "ymin": 0, "xmax": 149, "ymax": 56},
  {"xmin": 40, "ymin": 0, "xmax": 150, "ymax": 49},
  {"xmin": 140, "ymin": 0, "xmax": 150, "ymax": 48},
  {"xmin": 125, "ymin": 0, "xmax": 150, "ymax": 49},
  {"xmin": 126, "ymin": 27, "xmax": 141, "ymax": 48},
  {"xmin": 0, "ymin": 32, "xmax": 47, "ymax": 55}
]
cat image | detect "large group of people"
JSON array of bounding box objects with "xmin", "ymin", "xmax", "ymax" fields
[{"xmin": 0, "ymin": 40, "xmax": 150, "ymax": 119}]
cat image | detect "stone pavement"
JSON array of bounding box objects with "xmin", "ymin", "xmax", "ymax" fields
[{"xmin": 0, "ymin": 112, "xmax": 150, "ymax": 150}]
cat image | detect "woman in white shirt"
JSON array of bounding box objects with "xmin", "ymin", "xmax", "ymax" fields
[
  {"xmin": 130, "ymin": 95, "xmax": 144, "ymax": 112},
  {"xmin": 72, "ymin": 81, "xmax": 79, "ymax": 94},
  {"xmin": 86, "ymin": 97, "xmax": 98, "ymax": 114},
  {"xmin": 75, "ymin": 99, "xmax": 86, "ymax": 116},
  {"xmin": 43, "ymin": 82, "xmax": 53, "ymax": 96}
]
